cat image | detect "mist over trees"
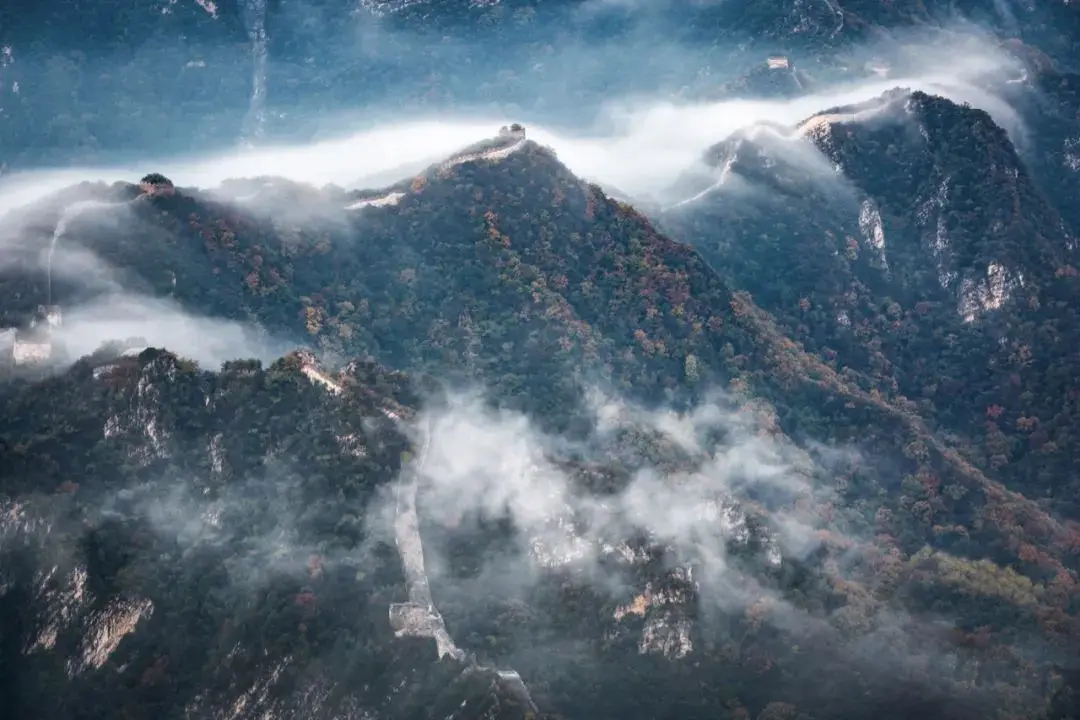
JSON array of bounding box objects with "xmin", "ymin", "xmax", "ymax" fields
[{"xmin": 1, "ymin": 1, "xmax": 1080, "ymax": 719}]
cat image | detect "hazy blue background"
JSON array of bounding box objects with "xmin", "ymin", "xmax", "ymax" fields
[{"xmin": 3, "ymin": 0, "xmax": 1074, "ymax": 172}]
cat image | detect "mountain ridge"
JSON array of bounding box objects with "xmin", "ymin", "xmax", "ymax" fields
[
  {"xmin": 3, "ymin": 3, "xmax": 1080, "ymax": 705},
  {"xmin": 662, "ymin": 84, "xmax": 1080, "ymax": 520}
]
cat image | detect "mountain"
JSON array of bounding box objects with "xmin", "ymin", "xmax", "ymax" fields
[
  {"xmin": 663, "ymin": 85, "xmax": 1080, "ymax": 523},
  {"xmin": 0, "ymin": 345, "xmax": 549, "ymax": 719},
  {"xmin": 5, "ymin": 0, "xmax": 1080, "ymax": 716},
  {"xmin": 2, "ymin": 127, "xmax": 1080, "ymax": 718},
  {"xmin": 997, "ymin": 52, "xmax": 1080, "ymax": 236}
]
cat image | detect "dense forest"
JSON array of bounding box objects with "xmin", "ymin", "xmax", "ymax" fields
[
  {"xmin": 664, "ymin": 87, "xmax": 1080, "ymax": 520},
  {"xmin": 1, "ymin": 107, "xmax": 1080, "ymax": 717},
  {"xmin": 0, "ymin": 346, "xmax": 555, "ymax": 718},
  {"xmin": 3, "ymin": 1, "xmax": 1080, "ymax": 718}
]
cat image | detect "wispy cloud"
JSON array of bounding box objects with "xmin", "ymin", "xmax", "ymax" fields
[
  {"xmin": 55, "ymin": 292, "xmax": 291, "ymax": 369},
  {"xmin": 404, "ymin": 386, "xmax": 834, "ymax": 608},
  {"xmin": 0, "ymin": 31, "xmax": 1025, "ymax": 217}
]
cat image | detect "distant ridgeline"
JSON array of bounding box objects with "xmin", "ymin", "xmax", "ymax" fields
[{"xmin": 2, "ymin": 0, "xmax": 1076, "ymax": 170}]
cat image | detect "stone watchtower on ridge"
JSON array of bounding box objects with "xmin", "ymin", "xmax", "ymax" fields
[
  {"xmin": 498, "ymin": 123, "xmax": 527, "ymax": 140},
  {"xmin": 139, "ymin": 172, "xmax": 176, "ymax": 197}
]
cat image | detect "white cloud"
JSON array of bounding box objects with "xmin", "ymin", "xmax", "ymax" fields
[
  {"xmin": 56, "ymin": 292, "xmax": 290, "ymax": 369},
  {"xmin": 0, "ymin": 33, "xmax": 1025, "ymax": 217},
  {"xmin": 407, "ymin": 387, "xmax": 833, "ymax": 606}
]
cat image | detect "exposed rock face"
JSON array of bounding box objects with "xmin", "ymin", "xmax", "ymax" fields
[{"xmin": 662, "ymin": 88, "xmax": 1080, "ymax": 521}]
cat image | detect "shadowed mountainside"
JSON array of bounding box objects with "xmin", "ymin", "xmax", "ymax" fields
[
  {"xmin": 662, "ymin": 87, "xmax": 1080, "ymax": 522},
  {"xmin": 1, "ymin": 128, "xmax": 1079, "ymax": 718}
]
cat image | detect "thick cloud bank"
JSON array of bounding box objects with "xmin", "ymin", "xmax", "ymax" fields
[{"xmin": 0, "ymin": 32, "xmax": 1026, "ymax": 215}]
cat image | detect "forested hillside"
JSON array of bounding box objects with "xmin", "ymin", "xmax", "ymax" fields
[
  {"xmin": 663, "ymin": 87, "xmax": 1080, "ymax": 522},
  {"xmin": 3, "ymin": 1, "xmax": 1080, "ymax": 718},
  {"xmin": 1, "ymin": 131, "xmax": 1079, "ymax": 718},
  {"xmin": 0, "ymin": 347, "xmax": 546, "ymax": 719}
]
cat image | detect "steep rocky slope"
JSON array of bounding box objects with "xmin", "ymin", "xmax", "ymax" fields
[
  {"xmin": 0, "ymin": 345, "xmax": 552, "ymax": 719},
  {"xmin": 3, "ymin": 2, "xmax": 1080, "ymax": 718},
  {"xmin": 663, "ymin": 88, "xmax": 1080, "ymax": 520},
  {"xmin": 998, "ymin": 58, "xmax": 1080, "ymax": 236},
  {"xmin": 2, "ymin": 131, "xmax": 1079, "ymax": 718}
]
